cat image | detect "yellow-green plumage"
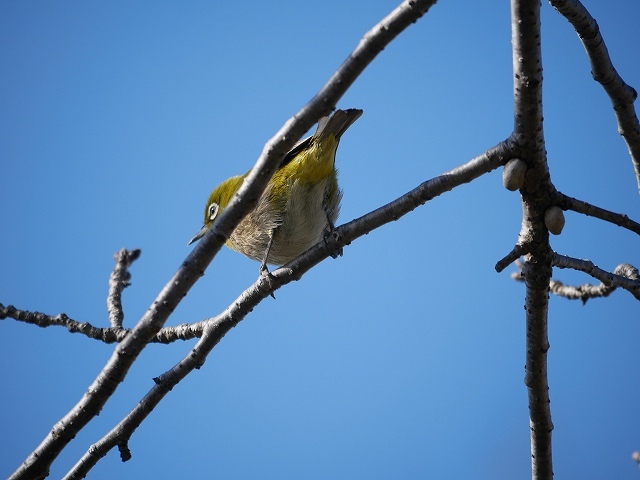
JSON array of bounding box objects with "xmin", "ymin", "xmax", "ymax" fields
[{"xmin": 189, "ymin": 108, "xmax": 362, "ymax": 268}]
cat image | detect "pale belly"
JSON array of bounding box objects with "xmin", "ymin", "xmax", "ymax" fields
[{"xmin": 229, "ymin": 178, "xmax": 341, "ymax": 266}]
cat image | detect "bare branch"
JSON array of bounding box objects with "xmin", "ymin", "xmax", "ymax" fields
[
  {"xmin": 549, "ymin": 0, "xmax": 640, "ymax": 192},
  {"xmin": 63, "ymin": 141, "xmax": 513, "ymax": 479},
  {"xmin": 510, "ymin": 256, "xmax": 640, "ymax": 302},
  {"xmin": 0, "ymin": 303, "xmax": 209, "ymax": 345},
  {"xmin": 549, "ymin": 279, "xmax": 603, "ymax": 303},
  {"xmin": 551, "ymin": 253, "xmax": 640, "ymax": 301},
  {"xmin": 512, "ymin": 0, "xmax": 554, "ymax": 477},
  {"xmin": 7, "ymin": 1, "xmax": 633, "ymax": 478},
  {"xmin": 107, "ymin": 248, "xmax": 140, "ymax": 328},
  {"xmin": 521, "ymin": 256, "xmax": 554, "ymax": 480},
  {"xmin": 1, "ymin": 249, "xmax": 139, "ymax": 343},
  {"xmin": 204, "ymin": 0, "xmax": 440, "ymax": 257},
  {"xmin": 0, "ymin": 304, "xmax": 126, "ymax": 343},
  {"xmin": 555, "ymin": 192, "xmax": 640, "ymax": 235},
  {"xmin": 495, "ymin": 244, "xmax": 528, "ymax": 273},
  {"xmin": 4, "ymin": 138, "xmax": 513, "ymax": 347},
  {"xmin": 9, "ymin": 2, "xmax": 440, "ymax": 479}
]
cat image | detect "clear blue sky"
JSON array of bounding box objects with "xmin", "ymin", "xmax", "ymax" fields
[{"xmin": 1, "ymin": 1, "xmax": 639, "ymax": 479}]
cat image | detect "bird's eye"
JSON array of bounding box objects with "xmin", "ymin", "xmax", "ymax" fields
[{"xmin": 208, "ymin": 203, "xmax": 219, "ymax": 221}]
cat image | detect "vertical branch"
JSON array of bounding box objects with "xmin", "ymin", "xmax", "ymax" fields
[
  {"xmin": 511, "ymin": 0, "xmax": 554, "ymax": 478},
  {"xmin": 522, "ymin": 254, "xmax": 554, "ymax": 479},
  {"xmin": 107, "ymin": 249, "xmax": 140, "ymax": 328}
]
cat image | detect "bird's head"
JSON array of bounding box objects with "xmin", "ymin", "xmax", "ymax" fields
[{"xmin": 188, "ymin": 175, "xmax": 245, "ymax": 245}]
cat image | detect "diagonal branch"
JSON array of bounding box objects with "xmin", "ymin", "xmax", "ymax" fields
[
  {"xmin": 63, "ymin": 141, "xmax": 514, "ymax": 479},
  {"xmin": 9, "ymin": 2, "xmax": 440, "ymax": 479},
  {"xmin": 3, "ymin": 139, "xmax": 514, "ymax": 346},
  {"xmin": 495, "ymin": 244, "xmax": 529, "ymax": 273},
  {"xmin": 204, "ymin": 0, "xmax": 440, "ymax": 258},
  {"xmin": 549, "ymin": 0, "xmax": 640, "ymax": 192}
]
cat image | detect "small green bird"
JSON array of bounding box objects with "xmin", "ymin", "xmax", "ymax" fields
[{"xmin": 189, "ymin": 108, "xmax": 362, "ymax": 272}]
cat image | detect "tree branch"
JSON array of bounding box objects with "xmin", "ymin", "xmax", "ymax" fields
[
  {"xmin": 0, "ymin": 304, "xmax": 127, "ymax": 343},
  {"xmin": 107, "ymin": 249, "xmax": 140, "ymax": 329},
  {"xmin": 63, "ymin": 141, "xmax": 513, "ymax": 479},
  {"xmin": 555, "ymin": 192, "xmax": 640, "ymax": 235},
  {"xmin": 551, "ymin": 253, "xmax": 640, "ymax": 301},
  {"xmin": 495, "ymin": 244, "xmax": 528, "ymax": 273},
  {"xmin": 0, "ymin": 303, "xmax": 213, "ymax": 345},
  {"xmin": 548, "ymin": 0, "xmax": 640, "ymax": 193},
  {"xmin": 3, "ymin": 138, "xmax": 513, "ymax": 347},
  {"xmin": 512, "ymin": 0, "xmax": 554, "ymax": 478},
  {"xmin": 0, "ymin": 250, "xmax": 140, "ymax": 343},
  {"xmin": 9, "ymin": 2, "xmax": 440, "ymax": 479}
]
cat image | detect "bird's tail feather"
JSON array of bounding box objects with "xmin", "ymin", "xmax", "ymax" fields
[{"xmin": 315, "ymin": 108, "xmax": 363, "ymax": 141}]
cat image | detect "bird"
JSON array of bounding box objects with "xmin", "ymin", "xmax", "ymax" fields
[{"xmin": 188, "ymin": 108, "xmax": 362, "ymax": 273}]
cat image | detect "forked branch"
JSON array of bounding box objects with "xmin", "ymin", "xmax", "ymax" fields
[
  {"xmin": 8, "ymin": 2, "xmax": 440, "ymax": 479},
  {"xmin": 64, "ymin": 141, "xmax": 514, "ymax": 479},
  {"xmin": 551, "ymin": 253, "xmax": 640, "ymax": 301}
]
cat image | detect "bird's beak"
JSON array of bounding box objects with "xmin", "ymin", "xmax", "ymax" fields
[{"xmin": 188, "ymin": 225, "xmax": 209, "ymax": 246}]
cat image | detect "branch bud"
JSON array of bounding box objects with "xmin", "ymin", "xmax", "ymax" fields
[
  {"xmin": 544, "ymin": 206, "xmax": 565, "ymax": 235},
  {"xmin": 502, "ymin": 158, "xmax": 527, "ymax": 191}
]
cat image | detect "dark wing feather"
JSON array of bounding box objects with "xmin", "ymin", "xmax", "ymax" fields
[
  {"xmin": 278, "ymin": 109, "xmax": 362, "ymax": 170},
  {"xmin": 279, "ymin": 134, "xmax": 314, "ymax": 169}
]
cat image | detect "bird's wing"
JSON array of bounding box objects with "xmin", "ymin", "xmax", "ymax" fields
[{"xmin": 279, "ymin": 134, "xmax": 313, "ymax": 169}]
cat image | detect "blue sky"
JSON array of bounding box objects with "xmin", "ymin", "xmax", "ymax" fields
[{"xmin": 1, "ymin": 1, "xmax": 639, "ymax": 479}]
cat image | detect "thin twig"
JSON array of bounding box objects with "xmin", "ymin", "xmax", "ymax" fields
[
  {"xmin": 549, "ymin": 0, "xmax": 640, "ymax": 193},
  {"xmin": 555, "ymin": 192, "xmax": 640, "ymax": 235},
  {"xmin": 552, "ymin": 253, "xmax": 640, "ymax": 300},
  {"xmin": 510, "ymin": 255, "xmax": 640, "ymax": 301},
  {"xmin": 495, "ymin": 244, "xmax": 528, "ymax": 273},
  {"xmin": 0, "ymin": 305, "xmax": 127, "ymax": 343},
  {"xmin": 0, "ymin": 303, "xmax": 208, "ymax": 344}
]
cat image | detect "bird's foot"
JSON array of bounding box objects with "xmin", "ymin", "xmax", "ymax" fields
[
  {"xmin": 323, "ymin": 224, "xmax": 343, "ymax": 259},
  {"xmin": 259, "ymin": 263, "xmax": 277, "ymax": 299}
]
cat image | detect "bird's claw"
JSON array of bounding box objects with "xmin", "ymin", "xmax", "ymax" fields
[
  {"xmin": 259, "ymin": 264, "xmax": 277, "ymax": 299},
  {"xmin": 323, "ymin": 225, "xmax": 343, "ymax": 259}
]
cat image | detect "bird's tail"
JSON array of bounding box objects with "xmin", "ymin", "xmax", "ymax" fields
[{"xmin": 315, "ymin": 108, "xmax": 363, "ymax": 141}]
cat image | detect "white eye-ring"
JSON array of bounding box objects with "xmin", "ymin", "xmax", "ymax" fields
[{"xmin": 208, "ymin": 202, "xmax": 219, "ymax": 221}]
